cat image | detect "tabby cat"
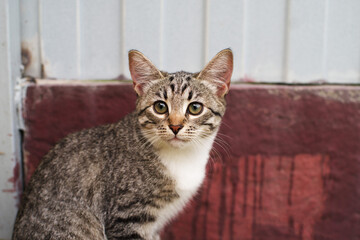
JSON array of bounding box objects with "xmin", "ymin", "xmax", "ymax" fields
[{"xmin": 12, "ymin": 49, "xmax": 233, "ymax": 240}]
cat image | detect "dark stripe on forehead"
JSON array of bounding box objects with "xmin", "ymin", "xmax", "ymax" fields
[
  {"xmin": 170, "ymin": 84, "xmax": 175, "ymax": 92},
  {"xmin": 155, "ymin": 92, "xmax": 161, "ymax": 98},
  {"xmin": 163, "ymin": 89, "xmax": 168, "ymax": 100},
  {"xmin": 181, "ymin": 84, "xmax": 188, "ymax": 95},
  {"xmin": 188, "ymin": 90, "xmax": 193, "ymax": 100},
  {"xmin": 209, "ymin": 108, "xmax": 222, "ymax": 117}
]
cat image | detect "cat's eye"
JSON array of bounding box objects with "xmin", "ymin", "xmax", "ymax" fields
[
  {"xmin": 188, "ymin": 102, "xmax": 203, "ymax": 115},
  {"xmin": 153, "ymin": 101, "xmax": 168, "ymax": 114}
]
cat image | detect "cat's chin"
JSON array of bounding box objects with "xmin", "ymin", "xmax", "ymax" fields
[
  {"xmin": 167, "ymin": 137, "xmax": 188, "ymax": 148},
  {"xmin": 154, "ymin": 136, "xmax": 191, "ymax": 149}
]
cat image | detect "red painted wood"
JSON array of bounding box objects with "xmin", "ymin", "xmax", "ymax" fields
[{"xmin": 23, "ymin": 83, "xmax": 360, "ymax": 239}]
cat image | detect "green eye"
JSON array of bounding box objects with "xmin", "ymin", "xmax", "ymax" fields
[
  {"xmin": 154, "ymin": 101, "xmax": 168, "ymax": 114},
  {"xmin": 188, "ymin": 102, "xmax": 203, "ymax": 115}
]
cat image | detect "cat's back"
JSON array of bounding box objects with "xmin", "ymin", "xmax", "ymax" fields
[
  {"xmin": 26, "ymin": 111, "xmax": 141, "ymax": 186},
  {"xmin": 12, "ymin": 112, "xmax": 156, "ymax": 239}
]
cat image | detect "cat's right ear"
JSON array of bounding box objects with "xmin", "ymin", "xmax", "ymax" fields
[{"xmin": 128, "ymin": 50, "xmax": 164, "ymax": 96}]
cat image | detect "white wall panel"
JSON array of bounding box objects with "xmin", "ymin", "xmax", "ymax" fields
[
  {"xmin": 326, "ymin": 0, "xmax": 360, "ymax": 83},
  {"xmin": 20, "ymin": 0, "xmax": 360, "ymax": 83},
  {"xmin": 0, "ymin": 0, "xmax": 22, "ymax": 238},
  {"xmin": 208, "ymin": 0, "xmax": 244, "ymax": 81},
  {"xmin": 123, "ymin": 0, "xmax": 162, "ymax": 77},
  {"xmin": 20, "ymin": 0, "xmax": 41, "ymax": 78},
  {"xmin": 162, "ymin": 0, "xmax": 205, "ymax": 73},
  {"xmin": 40, "ymin": 0, "xmax": 80, "ymax": 78},
  {"xmin": 244, "ymin": 0, "xmax": 288, "ymax": 83},
  {"xmin": 287, "ymin": 0, "xmax": 328, "ymax": 83},
  {"xmin": 80, "ymin": 0, "xmax": 122, "ymax": 79}
]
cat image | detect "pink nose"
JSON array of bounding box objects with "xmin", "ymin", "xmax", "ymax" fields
[{"xmin": 169, "ymin": 125, "xmax": 183, "ymax": 135}]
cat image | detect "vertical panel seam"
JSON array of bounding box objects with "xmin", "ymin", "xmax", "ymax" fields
[
  {"xmin": 120, "ymin": 0, "xmax": 126, "ymax": 75},
  {"xmin": 76, "ymin": 0, "xmax": 81, "ymax": 78},
  {"xmin": 203, "ymin": 0, "xmax": 209, "ymax": 66},
  {"xmin": 240, "ymin": 0, "xmax": 247, "ymax": 80},
  {"xmin": 37, "ymin": 0, "xmax": 44, "ymax": 78},
  {"xmin": 282, "ymin": 0, "xmax": 291, "ymax": 83},
  {"xmin": 322, "ymin": 0, "xmax": 329, "ymax": 82},
  {"xmin": 159, "ymin": 0, "xmax": 164, "ymax": 69}
]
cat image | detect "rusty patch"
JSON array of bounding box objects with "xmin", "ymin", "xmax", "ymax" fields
[
  {"xmin": 2, "ymin": 160, "xmax": 22, "ymax": 206},
  {"xmin": 26, "ymin": 76, "xmax": 36, "ymax": 83},
  {"xmin": 239, "ymin": 76, "xmax": 257, "ymax": 83},
  {"xmin": 21, "ymin": 46, "xmax": 31, "ymax": 71},
  {"xmin": 115, "ymin": 74, "xmax": 130, "ymax": 81},
  {"xmin": 40, "ymin": 63, "xmax": 46, "ymax": 78}
]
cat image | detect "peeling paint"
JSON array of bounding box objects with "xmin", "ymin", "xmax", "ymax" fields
[
  {"xmin": 2, "ymin": 161, "xmax": 21, "ymax": 203},
  {"xmin": 21, "ymin": 45, "xmax": 31, "ymax": 71},
  {"xmin": 21, "ymin": 35, "xmax": 41, "ymax": 78},
  {"xmin": 239, "ymin": 76, "xmax": 257, "ymax": 83}
]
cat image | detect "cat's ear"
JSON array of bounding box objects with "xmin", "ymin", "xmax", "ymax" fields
[
  {"xmin": 196, "ymin": 48, "xmax": 233, "ymax": 97},
  {"xmin": 128, "ymin": 50, "xmax": 164, "ymax": 95}
]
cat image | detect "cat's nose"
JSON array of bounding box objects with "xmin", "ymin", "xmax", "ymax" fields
[{"xmin": 169, "ymin": 125, "xmax": 183, "ymax": 135}]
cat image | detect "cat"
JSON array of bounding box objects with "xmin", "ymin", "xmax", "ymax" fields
[{"xmin": 12, "ymin": 48, "xmax": 233, "ymax": 240}]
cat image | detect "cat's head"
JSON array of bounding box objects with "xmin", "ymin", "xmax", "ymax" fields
[{"xmin": 129, "ymin": 49, "xmax": 233, "ymax": 149}]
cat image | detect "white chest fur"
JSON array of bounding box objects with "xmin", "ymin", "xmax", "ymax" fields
[
  {"xmin": 152, "ymin": 135, "xmax": 216, "ymax": 235},
  {"xmin": 159, "ymin": 142, "xmax": 212, "ymax": 193}
]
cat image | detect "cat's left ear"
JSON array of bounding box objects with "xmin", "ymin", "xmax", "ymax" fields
[
  {"xmin": 197, "ymin": 48, "xmax": 233, "ymax": 97},
  {"xmin": 129, "ymin": 50, "xmax": 164, "ymax": 96}
]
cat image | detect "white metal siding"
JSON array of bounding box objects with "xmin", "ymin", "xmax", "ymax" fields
[
  {"xmin": 0, "ymin": 0, "xmax": 22, "ymax": 239},
  {"xmin": 20, "ymin": 0, "xmax": 360, "ymax": 83}
]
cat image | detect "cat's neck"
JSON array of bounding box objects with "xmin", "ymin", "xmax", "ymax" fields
[{"xmin": 157, "ymin": 133, "xmax": 216, "ymax": 194}]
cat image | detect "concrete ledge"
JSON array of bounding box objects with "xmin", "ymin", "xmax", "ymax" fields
[{"xmin": 22, "ymin": 82, "xmax": 360, "ymax": 240}]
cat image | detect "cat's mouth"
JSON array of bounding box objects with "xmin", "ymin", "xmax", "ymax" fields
[
  {"xmin": 167, "ymin": 136, "xmax": 188, "ymax": 147},
  {"xmin": 169, "ymin": 136, "xmax": 184, "ymax": 142}
]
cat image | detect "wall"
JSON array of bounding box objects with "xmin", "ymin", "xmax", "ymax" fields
[
  {"xmin": 22, "ymin": 82, "xmax": 360, "ymax": 239},
  {"xmin": 21, "ymin": 0, "xmax": 360, "ymax": 83},
  {"xmin": 1, "ymin": 0, "xmax": 360, "ymax": 239},
  {"xmin": 0, "ymin": 0, "xmax": 22, "ymax": 239}
]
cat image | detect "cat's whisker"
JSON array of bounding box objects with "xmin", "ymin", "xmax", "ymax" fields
[
  {"xmin": 220, "ymin": 120, "xmax": 232, "ymax": 130},
  {"xmin": 191, "ymin": 138, "xmax": 218, "ymax": 166},
  {"xmin": 215, "ymin": 136, "xmax": 231, "ymax": 148},
  {"xmin": 213, "ymin": 139, "xmax": 231, "ymax": 160},
  {"xmin": 216, "ymin": 132, "xmax": 232, "ymax": 139}
]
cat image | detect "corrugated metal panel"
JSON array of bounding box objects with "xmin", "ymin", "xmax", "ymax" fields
[
  {"xmin": 287, "ymin": 0, "xmax": 328, "ymax": 83},
  {"xmin": 162, "ymin": 0, "xmax": 205, "ymax": 73},
  {"xmin": 79, "ymin": 0, "xmax": 123, "ymax": 79},
  {"xmin": 20, "ymin": 0, "xmax": 360, "ymax": 83},
  {"xmin": 242, "ymin": 0, "xmax": 288, "ymax": 83},
  {"xmin": 326, "ymin": 0, "xmax": 360, "ymax": 83},
  {"xmin": 208, "ymin": 0, "xmax": 245, "ymax": 82},
  {"xmin": 0, "ymin": 0, "xmax": 22, "ymax": 239},
  {"xmin": 123, "ymin": 0, "xmax": 163, "ymax": 77}
]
